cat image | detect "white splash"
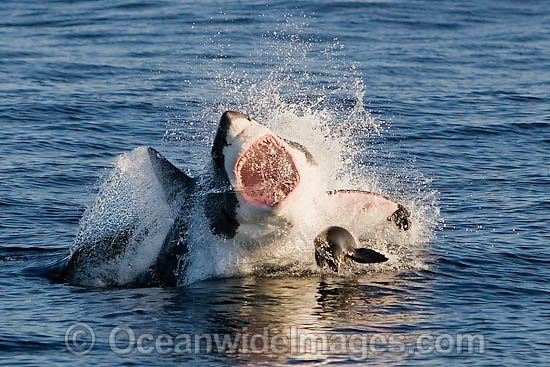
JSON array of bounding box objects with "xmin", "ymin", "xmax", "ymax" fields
[
  {"xmin": 177, "ymin": 24, "xmax": 439, "ymax": 284},
  {"xmin": 71, "ymin": 148, "xmax": 177, "ymax": 287}
]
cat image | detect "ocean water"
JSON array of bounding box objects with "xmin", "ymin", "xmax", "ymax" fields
[{"xmin": 1, "ymin": 0, "xmax": 549, "ymax": 365}]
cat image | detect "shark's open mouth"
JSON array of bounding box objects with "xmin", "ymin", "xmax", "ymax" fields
[{"xmin": 235, "ymin": 134, "xmax": 300, "ymax": 207}]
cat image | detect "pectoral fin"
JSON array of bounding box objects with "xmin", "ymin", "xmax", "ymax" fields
[{"xmin": 325, "ymin": 190, "xmax": 411, "ymax": 232}]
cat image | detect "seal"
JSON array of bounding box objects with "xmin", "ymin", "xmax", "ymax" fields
[{"xmin": 314, "ymin": 226, "xmax": 388, "ymax": 272}]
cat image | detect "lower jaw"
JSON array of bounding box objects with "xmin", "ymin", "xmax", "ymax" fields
[{"xmin": 238, "ymin": 191, "xmax": 287, "ymax": 208}]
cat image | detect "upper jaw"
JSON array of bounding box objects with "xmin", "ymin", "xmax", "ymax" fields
[
  {"xmin": 212, "ymin": 111, "xmax": 301, "ymax": 209},
  {"xmin": 212, "ymin": 111, "xmax": 257, "ymax": 174}
]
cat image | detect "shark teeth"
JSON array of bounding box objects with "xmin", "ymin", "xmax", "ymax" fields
[{"xmin": 234, "ymin": 134, "xmax": 300, "ymax": 207}]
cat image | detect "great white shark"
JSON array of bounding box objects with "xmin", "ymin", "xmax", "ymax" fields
[{"xmin": 62, "ymin": 111, "xmax": 411, "ymax": 287}]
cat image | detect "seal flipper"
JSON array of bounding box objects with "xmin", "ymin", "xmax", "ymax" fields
[
  {"xmin": 347, "ymin": 248, "xmax": 388, "ymax": 264},
  {"xmin": 314, "ymin": 226, "xmax": 388, "ymax": 273},
  {"xmin": 315, "ymin": 248, "xmax": 339, "ymax": 273}
]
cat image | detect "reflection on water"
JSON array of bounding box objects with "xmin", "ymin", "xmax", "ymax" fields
[
  {"xmin": 75, "ymin": 271, "xmax": 433, "ymax": 365},
  {"xmin": 4, "ymin": 247, "xmax": 492, "ymax": 366}
]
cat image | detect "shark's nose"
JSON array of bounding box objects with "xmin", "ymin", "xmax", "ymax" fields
[
  {"xmin": 212, "ymin": 111, "xmax": 257, "ymax": 171},
  {"xmin": 222, "ymin": 111, "xmax": 249, "ymax": 121},
  {"xmin": 221, "ymin": 111, "xmax": 254, "ymax": 139}
]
